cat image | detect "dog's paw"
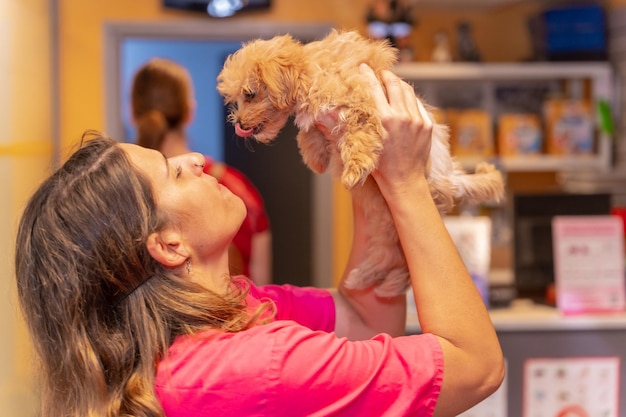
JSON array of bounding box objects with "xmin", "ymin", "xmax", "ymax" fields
[
  {"xmin": 341, "ymin": 165, "xmax": 370, "ymax": 189},
  {"xmin": 297, "ymin": 129, "xmax": 331, "ymax": 174},
  {"xmin": 338, "ymin": 140, "xmax": 379, "ymax": 189},
  {"xmin": 344, "ymin": 267, "xmax": 383, "ymax": 290},
  {"xmin": 374, "ymin": 270, "xmax": 411, "ymax": 298},
  {"xmin": 344, "ymin": 268, "xmax": 365, "ymax": 289},
  {"xmin": 304, "ymin": 156, "xmax": 329, "ymax": 175}
]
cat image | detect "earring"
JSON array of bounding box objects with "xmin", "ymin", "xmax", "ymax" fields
[{"xmin": 186, "ymin": 258, "xmax": 191, "ymax": 275}]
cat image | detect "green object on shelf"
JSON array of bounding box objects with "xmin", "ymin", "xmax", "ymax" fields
[{"xmin": 597, "ymin": 99, "xmax": 614, "ymax": 135}]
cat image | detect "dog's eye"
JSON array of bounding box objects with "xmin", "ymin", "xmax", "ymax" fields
[{"xmin": 244, "ymin": 91, "xmax": 256, "ymax": 100}]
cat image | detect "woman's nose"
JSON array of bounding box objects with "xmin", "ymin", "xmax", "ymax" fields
[
  {"xmin": 188, "ymin": 153, "xmax": 206, "ymax": 176},
  {"xmin": 168, "ymin": 152, "xmax": 206, "ymax": 176}
]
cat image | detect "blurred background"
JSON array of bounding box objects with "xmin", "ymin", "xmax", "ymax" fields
[{"xmin": 3, "ymin": 0, "xmax": 626, "ymax": 415}]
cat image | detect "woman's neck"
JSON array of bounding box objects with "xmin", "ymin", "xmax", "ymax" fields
[
  {"xmin": 188, "ymin": 250, "xmax": 233, "ymax": 295},
  {"xmin": 160, "ymin": 130, "xmax": 191, "ymax": 158}
]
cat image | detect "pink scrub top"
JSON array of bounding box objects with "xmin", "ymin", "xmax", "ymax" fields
[{"xmin": 155, "ymin": 283, "xmax": 443, "ymax": 416}]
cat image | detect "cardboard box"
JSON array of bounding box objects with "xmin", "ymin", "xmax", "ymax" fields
[
  {"xmin": 448, "ymin": 109, "xmax": 494, "ymax": 157},
  {"xmin": 543, "ymin": 98, "xmax": 594, "ymax": 155},
  {"xmin": 497, "ymin": 113, "xmax": 543, "ymax": 156}
]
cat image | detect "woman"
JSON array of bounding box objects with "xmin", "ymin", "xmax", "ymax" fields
[
  {"xmin": 15, "ymin": 65, "xmax": 503, "ymax": 416},
  {"xmin": 131, "ymin": 57, "xmax": 272, "ymax": 284}
]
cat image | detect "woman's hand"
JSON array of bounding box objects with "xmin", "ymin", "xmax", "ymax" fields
[{"xmin": 359, "ymin": 64, "xmax": 433, "ymax": 194}]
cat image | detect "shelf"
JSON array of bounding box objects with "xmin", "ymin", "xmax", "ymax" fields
[
  {"xmin": 394, "ymin": 62, "xmax": 613, "ymax": 98},
  {"xmin": 394, "ymin": 62, "xmax": 615, "ymax": 173},
  {"xmin": 414, "ymin": 0, "xmax": 525, "ymax": 9},
  {"xmin": 394, "ymin": 61, "xmax": 611, "ymax": 78},
  {"xmin": 460, "ymin": 154, "xmax": 611, "ymax": 173}
]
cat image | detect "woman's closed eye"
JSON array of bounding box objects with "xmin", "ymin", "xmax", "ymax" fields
[{"xmin": 175, "ymin": 165, "xmax": 182, "ymax": 179}]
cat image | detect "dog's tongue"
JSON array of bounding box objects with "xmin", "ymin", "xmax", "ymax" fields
[{"xmin": 235, "ymin": 123, "xmax": 254, "ymax": 138}]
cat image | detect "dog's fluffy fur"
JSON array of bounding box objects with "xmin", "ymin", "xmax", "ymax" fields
[{"xmin": 217, "ymin": 29, "xmax": 505, "ymax": 297}]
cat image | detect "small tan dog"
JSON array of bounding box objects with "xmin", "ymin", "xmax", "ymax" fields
[{"xmin": 217, "ymin": 29, "xmax": 504, "ymax": 297}]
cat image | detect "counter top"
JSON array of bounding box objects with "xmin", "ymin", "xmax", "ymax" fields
[{"xmin": 406, "ymin": 298, "xmax": 626, "ymax": 333}]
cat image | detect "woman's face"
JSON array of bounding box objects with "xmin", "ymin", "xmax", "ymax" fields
[{"xmin": 121, "ymin": 143, "xmax": 246, "ymax": 259}]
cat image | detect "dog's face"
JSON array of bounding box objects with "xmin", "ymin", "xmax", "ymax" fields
[{"xmin": 216, "ymin": 35, "xmax": 305, "ymax": 143}]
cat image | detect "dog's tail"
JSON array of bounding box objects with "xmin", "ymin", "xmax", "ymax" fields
[{"xmin": 452, "ymin": 162, "xmax": 505, "ymax": 205}]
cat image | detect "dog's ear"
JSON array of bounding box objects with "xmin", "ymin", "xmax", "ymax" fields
[
  {"xmin": 216, "ymin": 50, "xmax": 246, "ymax": 103},
  {"xmin": 216, "ymin": 69, "xmax": 234, "ymax": 103},
  {"xmin": 258, "ymin": 37, "xmax": 306, "ymax": 110}
]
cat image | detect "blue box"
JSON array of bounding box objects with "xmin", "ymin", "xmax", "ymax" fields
[{"xmin": 543, "ymin": 4, "xmax": 607, "ymax": 61}]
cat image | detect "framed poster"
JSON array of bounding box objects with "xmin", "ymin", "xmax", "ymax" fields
[
  {"xmin": 523, "ymin": 357, "xmax": 620, "ymax": 417},
  {"xmin": 552, "ymin": 215, "xmax": 625, "ymax": 314}
]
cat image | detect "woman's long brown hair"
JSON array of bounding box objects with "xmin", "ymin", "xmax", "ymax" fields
[{"xmin": 15, "ymin": 132, "xmax": 272, "ymax": 417}]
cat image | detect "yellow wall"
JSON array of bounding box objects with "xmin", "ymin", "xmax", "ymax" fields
[{"xmin": 1, "ymin": 1, "xmax": 53, "ymax": 415}]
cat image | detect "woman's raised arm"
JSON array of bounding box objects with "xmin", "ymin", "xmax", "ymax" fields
[{"xmin": 332, "ymin": 64, "xmax": 504, "ymax": 416}]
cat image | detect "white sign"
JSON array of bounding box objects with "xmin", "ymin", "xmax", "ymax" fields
[
  {"xmin": 552, "ymin": 216, "xmax": 625, "ymax": 315},
  {"xmin": 524, "ymin": 357, "xmax": 620, "ymax": 417}
]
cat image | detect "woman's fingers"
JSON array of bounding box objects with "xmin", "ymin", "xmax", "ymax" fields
[
  {"xmin": 359, "ymin": 63, "xmax": 389, "ymax": 110},
  {"xmin": 379, "ymin": 70, "xmax": 405, "ymax": 110},
  {"xmin": 360, "ymin": 64, "xmax": 432, "ymax": 142},
  {"xmin": 366, "ymin": 66, "xmax": 424, "ymax": 121},
  {"xmin": 415, "ymin": 96, "xmax": 433, "ymax": 131},
  {"xmin": 401, "ymin": 82, "xmax": 421, "ymax": 119}
]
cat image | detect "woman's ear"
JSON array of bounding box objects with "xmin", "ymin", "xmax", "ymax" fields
[{"xmin": 146, "ymin": 229, "xmax": 189, "ymax": 268}]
